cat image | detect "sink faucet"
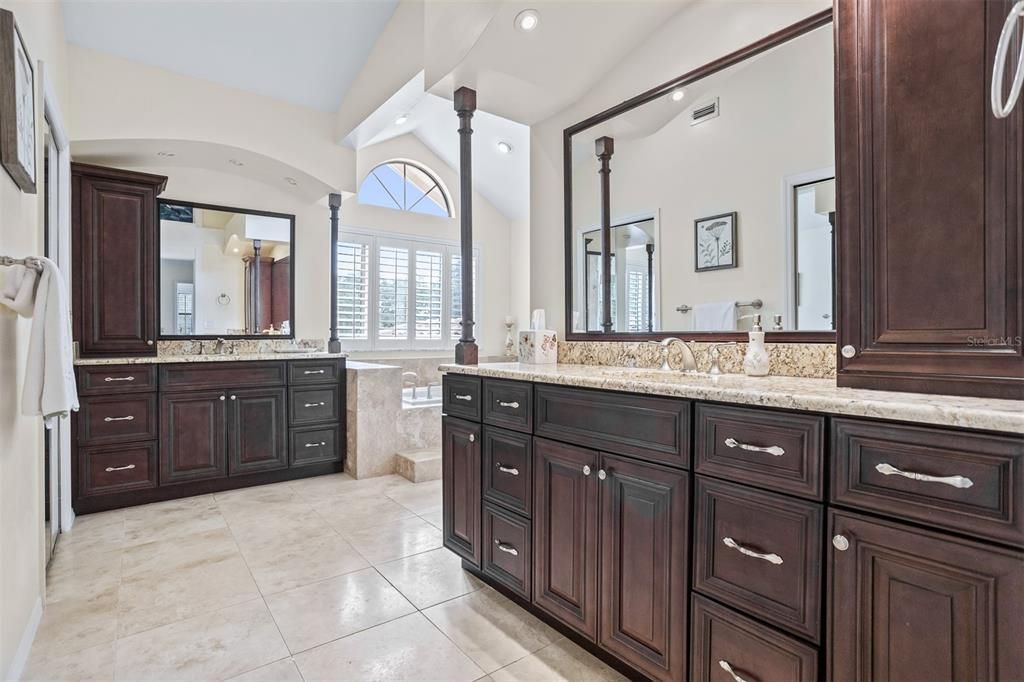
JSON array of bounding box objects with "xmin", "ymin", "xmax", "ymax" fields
[
  {"xmin": 648, "ymin": 337, "xmax": 699, "ymax": 373},
  {"xmin": 707, "ymin": 342, "xmax": 737, "ymax": 375},
  {"xmin": 214, "ymin": 337, "xmax": 226, "ymax": 355}
]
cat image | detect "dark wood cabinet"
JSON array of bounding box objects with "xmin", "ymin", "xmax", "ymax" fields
[
  {"xmin": 442, "ymin": 416, "xmax": 482, "ymax": 568},
  {"xmin": 72, "ymin": 163, "xmax": 166, "ymax": 357},
  {"xmin": 228, "ymin": 387, "xmax": 288, "ymax": 475},
  {"xmin": 835, "ymin": 0, "xmax": 1023, "ymax": 399},
  {"xmin": 160, "ymin": 390, "xmax": 228, "ymax": 484}
]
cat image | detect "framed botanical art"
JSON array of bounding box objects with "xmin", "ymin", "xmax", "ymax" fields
[
  {"xmin": 694, "ymin": 211, "xmax": 737, "ymax": 272},
  {"xmin": 0, "ymin": 9, "xmax": 35, "ymax": 194}
]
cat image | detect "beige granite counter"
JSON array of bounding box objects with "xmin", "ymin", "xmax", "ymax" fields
[
  {"xmin": 74, "ymin": 352, "xmax": 347, "ymax": 366},
  {"xmin": 440, "ymin": 362, "xmax": 1024, "ymax": 435}
]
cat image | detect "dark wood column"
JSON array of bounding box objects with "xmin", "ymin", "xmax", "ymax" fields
[
  {"xmin": 596, "ymin": 136, "xmax": 614, "ymax": 333},
  {"xmin": 454, "ymin": 86, "xmax": 478, "ymax": 365},
  {"xmin": 328, "ymin": 192, "xmax": 342, "ymax": 353}
]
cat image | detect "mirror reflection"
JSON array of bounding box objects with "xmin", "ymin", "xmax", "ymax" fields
[
  {"xmin": 569, "ymin": 23, "xmax": 834, "ymax": 334},
  {"xmin": 159, "ymin": 200, "xmax": 294, "ymax": 337}
]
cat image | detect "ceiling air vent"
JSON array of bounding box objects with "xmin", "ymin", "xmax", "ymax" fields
[{"xmin": 690, "ymin": 98, "xmax": 719, "ymax": 126}]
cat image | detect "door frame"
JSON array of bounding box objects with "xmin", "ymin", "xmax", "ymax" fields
[{"xmin": 782, "ymin": 166, "xmax": 835, "ymax": 331}]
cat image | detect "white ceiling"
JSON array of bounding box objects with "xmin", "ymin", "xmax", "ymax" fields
[{"xmin": 61, "ymin": 0, "xmax": 399, "ymax": 112}]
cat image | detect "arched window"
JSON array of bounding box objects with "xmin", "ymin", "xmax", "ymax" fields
[{"xmin": 357, "ymin": 161, "xmax": 452, "ymax": 218}]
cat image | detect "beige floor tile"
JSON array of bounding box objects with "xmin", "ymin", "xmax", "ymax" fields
[
  {"xmin": 293, "ymin": 612, "xmax": 484, "ymax": 682},
  {"xmin": 117, "ymin": 553, "xmax": 259, "ymax": 636},
  {"xmin": 343, "ymin": 515, "xmax": 442, "ymax": 564},
  {"xmin": 240, "ymin": 529, "xmax": 370, "ymax": 595},
  {"xmin": 313, "ymin": 495, "xmax": 416, "ymax": 534},
  {"xmin": 376, "ymin": 547, "xmax": 483, "ymax": 609},
  {"xmin": 23, "ymin": 641, "xmax": 114, "ymax": 682},
  {"xmin": 31, "ymin": 585, "xmax": 118, "ymax": 655},
  {"xmin": 419, "ymin": 508, "xmax": 443, "ymax": 530},
  {"xmin": 215, "ymin": 484, "xmax": 314, "ymax": 525},
  {"xmin": 423, "ymin": 588, "xmax": 561, "ymax": 673},
  {"xmin": 265, "ymin": 567, "xmax": 416, "ymax": 653},
  {"xmin": 490, "ymin": 639, "xmax": 628, "ymax": 682},
  {"xmin": 55, "ymin": 511, "xmax": 125, "ymax": 559},
  {"xmin": 45, "ymin": 547, "xmax": 122, "ymax": 604},
  {"xmin": 227, "ymin": 510, "xmax": 333, "ymax": 550},
  {"xmin": 225, "ymin": 657, "xmax": 303, "ymax": 682},
  {"xmin": 123, "ymin": 494, "xmax": 227, "ymax": 546},
  {"xmin": 114, "ymin": 599, "xmax": 289, "ymax": 682},
  {"xmin": 121, "ymin": 526, "xmax": 239, "ymax": 577},
  {"xmin": 385, "ymin": 479, "xmax": 443, "ymax": 514}
]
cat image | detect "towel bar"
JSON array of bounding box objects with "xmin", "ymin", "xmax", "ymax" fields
[
  {"xmin": 0, "ymin": 255, "xmax": 43, "ymax": 271},
  {"xmin": 675, "ymin": 299, "xmax": 763, "ymax": 314}
]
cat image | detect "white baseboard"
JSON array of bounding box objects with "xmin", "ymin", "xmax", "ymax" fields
[{"xmin": 5, "ymin": 596, "xmax": 42, "ymax": 682}]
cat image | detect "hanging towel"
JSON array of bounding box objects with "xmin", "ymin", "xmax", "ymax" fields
[
  {"xmin": 693, "ymin": 301, "xmax": 736, "ymax": 331},
  {"xmin": 0, "ymin": 263, "xmax": 38, "ymax": 316},
  {"xmin": 21, "ymin": 257, "xmax": 79, "ymax": 428}
]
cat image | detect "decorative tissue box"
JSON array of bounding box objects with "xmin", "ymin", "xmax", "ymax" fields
[{"xmin": 518, "ymin": 330, "xmax": 557, "ymax": 364}]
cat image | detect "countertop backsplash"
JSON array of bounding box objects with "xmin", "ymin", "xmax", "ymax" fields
[{"xmin": 158, "ymin": 338, "xmax": 325, "ymax": 357}]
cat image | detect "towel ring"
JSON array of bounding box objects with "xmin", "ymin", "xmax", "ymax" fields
[{"xmin": 992, "ymin": 0, "xmax": 1024, "ymax": 118}]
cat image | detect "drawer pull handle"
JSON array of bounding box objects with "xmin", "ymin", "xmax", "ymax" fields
[
  {"xmin": 104, "ymin": 464, "xmax": 136, "ymax": 472},
  {"xmin": 454, "ymin": 394, "xmax": 473, "ymax": 401},
  {"xmin": 304, "ymin": 370, "xmax": 326, "ymax": 375},
  {"xmin": 304, "ymin": 402, "xmax": 326, "ymax": 408},
  {"xmin": 875, "ymin": 462, "xmax": 974, "ymax": 489},
  {"xmin": 496, "ymin": 464, "xmax": 520, "ymax": 476},
  {"xmin": 103, "ymin": 415, "xmax": 135, "ymax": 422},
  {"xmin": 724, "ymin": 437, "xmax": 784, "ymax": 457},
  {"xmin": 497, "ymin": 400, "xmax": 520, "ymax": 409},
  {"xmin": 722, "ymin": 537, "xmax": 783, "ymax": 565},
  {"xmin": 304, "ymin": 441, "xmax": 327, "ymax": 448},
  {"xmin": 103, "ymin": 376, "xmax": 135, "ymax": 382},
  {"xmin": 718, "ymin": 660, "xmax": 750, "ymax": 682},
  {"xmin": 495, "ymin": 540, "xmax": 519, "ymax": 556}
]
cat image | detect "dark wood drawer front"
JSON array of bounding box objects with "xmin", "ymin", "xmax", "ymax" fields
[
  {"xmin": 79, "ymin": 442, "xmax": 157, "ymax": 497},
  {"xmin": 483, "ymin": 427, "xmax": 532, "ymax": 516},
  {"xmin": 690, "ymin": 594, "xmax": 819, "ymax": 682},
  {"xmin": 289, "ymin": 386, "xmax": 341, "ymax": 426},
  {"xmin": 482, "ymin": 502, "xmax": 531, "ymax": 600},
  {"xmin": 288, "ymin": 359, "xmax": 345, "ymax": 386},
  {"xmin": 482, "ymin": 379, "xmax": 533, "ymax": 432},
  {"xmin": 77, "ymin": 365, "xmax": 157, "ymax": 395},
  {"xmin": 159, "ymin": 362, "xmax": 286, "ymax": 391},
  {"xmin": 535, "ymin": 385, "xmax": 690, "ymax": 468},
  {"xmin": 832, "ymin": 418, "xmax": 1024, "ymax": 546},
  {"xmin": 695, "ymin": 403, "xmax": 825, "ymax": 500},
  {"xmin": 694, "ymin": 477, "xmax": 823, "ymax": 642},
  {"xmin": 290, "ymin": 425, "xmax": 342, "ymax": 466},
  {"xmin": 78, "ymin": 394, "xmax": 158, "ymax": 445},
  {"xmin": 443, "ymin": 375, "xmax": 481, "ymax": 421}
]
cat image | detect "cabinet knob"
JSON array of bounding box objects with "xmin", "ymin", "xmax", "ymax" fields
[
  {"xmin": 147, "ymin": 340, "xmax": 154, "ymax": 346},
  {"xmin": 230, "ymin": 395, "xmax": 237, "ymax": 400},
  {"xmin": 832, "ymin": 534, "xmax": 850, "ymax": 551},
  {"xmin": 582, "ymin": 465, "xmax": 591, "ymax": 476},
  {"xmin": 841, "ymin": 344, "xmax": 857, "ymax": 358},
  {"xmin": 219, "ymin": 395, "xmax": 226, "ymax": 401},
  {"xmin": 468, "ymin": 433, "xmax": 475, "ymax": 443},
  {"xmin": 597, "ymin": 469, "xmax": 607, "ymax": 481}
]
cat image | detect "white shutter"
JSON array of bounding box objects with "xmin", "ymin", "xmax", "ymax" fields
[
  {"xmin": 337, "ymin": 239, "xmax": 371, "ymax": 342},
  {"xmin": 377, "ymin": 244, "xmax": 410, "ymax": 340},
  {"xmin": 415, "ymin": 249, "xmax": 444, "ymax": 341}
]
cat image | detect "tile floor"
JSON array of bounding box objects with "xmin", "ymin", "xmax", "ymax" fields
[{"xmin": 24, "ymin": 473, "xmax": 627, "ymax": 682}]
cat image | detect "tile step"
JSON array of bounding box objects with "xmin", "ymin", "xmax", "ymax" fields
[{"xmin": 395, "ymin": 448, "xmax": 442, "ymax": 483}]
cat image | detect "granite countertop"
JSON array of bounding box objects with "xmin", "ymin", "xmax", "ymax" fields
[
  {"xmin": 439, "ymin": 362, "xmax": 1024, "ymax": 435},
  {"xmin": 74, "ymin": 352, "xmax": 348, "ymax": 366}
]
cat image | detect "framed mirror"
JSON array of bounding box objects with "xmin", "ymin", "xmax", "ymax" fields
[
  {"xmin": 565, "ymin": 10, "xmax": 835, "ymax": 341},
  {"xmin": 158, "ymin": 199, "xmax": 295, "ymax": 338}
]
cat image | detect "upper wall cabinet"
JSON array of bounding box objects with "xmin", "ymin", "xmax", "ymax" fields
[
  {"xmin": 73, "ymin": 163, "xmax": 167, "ymax": 358},
  {"xmin": 836, "ymin": 0, "xmax": 1023, "ymax": 399}
]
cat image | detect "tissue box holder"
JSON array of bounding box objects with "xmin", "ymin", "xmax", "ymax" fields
[{"xmin": 518, "ymin": 330, "xmax": 557, "ymax": 364}]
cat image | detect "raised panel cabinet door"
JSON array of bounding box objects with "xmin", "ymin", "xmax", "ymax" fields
[
  {"xmin": 836, "ymin": 0, "xmax": 1023, "ymax": 399},
  {"xmin": 228, "ymin": 387, "xmax": 288, "ymax": 475},
  {"xmin": 598, "ymin": 453, "xmax": 689, "ymax": 682},
  {"xmin": 442, "ymin": 416, "xmax": 482, "ymax": 567},
  {"xmin": 160, "ymin": 391, "xmax": 228, "ymax": 484},
  {"xmin": 830, "ymin": 511, "xmax": 1024, "ymax": 682},
  {"xmin": 532, "ymin": 438, "xmax": 600, "ymax": 640}
]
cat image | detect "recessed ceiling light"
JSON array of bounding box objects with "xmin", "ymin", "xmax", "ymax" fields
[
  {"xmin": 228, "ymin": 159, "xmax": 244, "ymax": 166},
  {"xmin": 515, "ymin": 9, "xmax": 539, "ymax": 32},
  {"xmin": 670, "ymin": 88, "xmax": 685, "ymax": 102},
  {"xmin": 156, "ymin": 151, "xmax": 175, "ymax": 157},
  {"xmin": 394, "ymin": 113, "xmax": 409, "ymax": 125},
  {"xmin": 284, "ymin": 177, "xmax": 298, "ymax": 186},
  {"xmin": 497, "ymin": 141, "xmax": 513, "ymax": 154}
]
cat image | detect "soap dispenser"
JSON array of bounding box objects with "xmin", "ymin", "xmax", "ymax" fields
[{"xmin": 743, "ymin": 314, "xmax": 770, "ymax": 377}]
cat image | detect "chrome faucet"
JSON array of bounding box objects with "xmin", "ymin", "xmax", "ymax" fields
[
  {"xmin": 214, "ymin": 337, "xmax": 226, "ymax": 355},
  {"xmin": 706, "ymin": 342, "xmax": 737, "ymax": 375},
  {"xmin": 648, "ymin": 337, "xmax": 699, "ymax": 373}
]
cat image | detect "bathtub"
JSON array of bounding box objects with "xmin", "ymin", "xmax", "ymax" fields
[{"xmin": 402, "ymin": 386, "xmax": 442, "ymax": 407}]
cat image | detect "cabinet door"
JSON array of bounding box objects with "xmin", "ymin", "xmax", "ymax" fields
[
  {"xmin": 228, "ymin": 387, "xmax": 287, "ymax": 475},
  {"xmin": 599, "ymin": 453, "xmax": 688, "ymax": 682},
  {"xmin": 836, "ymin": 0, "xmax": 1023, "ymax": 399},
  {"xmin": 442, "ymin": 417, "xmax": 482, "ymax": 567},
  {"xmin": 532, "ymin": 438, "xmax": 599, "ymax": 640},
  {"xmin": 830, "ymin": 511, "xmax": 1024, "ymax": 682},
  {"xmin": 160, "ymin": 391, "xmax": 227, "ymax": 484}
]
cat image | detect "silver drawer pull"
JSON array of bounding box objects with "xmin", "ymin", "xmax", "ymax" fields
[
  {"xmin": 103, "ymin": 376, "xmax": 135, "ymax": 382},
  {"xmin": 875, "ymin": 462, "xmax": 973, "ymax": 489},
  {"xmin": 304, "ymin": 369, "xmax": 326, "ymax": 375},
  {"xmin": 497, "ymin": 400, "xmax": 520, "ymax": 409},
  {"xmin": 724, "ymin": 437, "xmax": 785, "ymax": 457},
  {"xmin": 104, "ymin": 464, "xmax": 136, "ymax": 472},
  {"xmin": 496, "ymin": 464, "xmax": 520, "ymax": 476},
  {"xmin": 103, "ymin": 415, "xmax": 135, "ymax": 422},
  {"xmin": 454, "ymin": 394, "xmax": 473, "ymax": 401},
  {"xmin": 718, "ymin": 660, "xmax": 749, "ymax": 682},
  {"xmin": 494, "ymin": 540, "xmax": 519, "ymax": 556},
  {"xmin": 722, "ymin": 537, "xmax": 783, "ymax": 565},
  {"xmin": 304, "ymin": 402, "xmax": 326, "ymax": 408},
  {"xmin": 304, "ymin": 441, "xmax": 327, "ymax": 448}
]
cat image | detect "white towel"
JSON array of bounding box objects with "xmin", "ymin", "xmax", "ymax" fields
[
  {"xmin": 19, "ymin": 257, "xmax": 79, "ymax": 428},
  {"xmin": 693, "ymin": 301, "xmax": 736, "ymax": 331},
  {"xmin": 0, "ymin": 263, "xmax": 37, "ymax": 316}
]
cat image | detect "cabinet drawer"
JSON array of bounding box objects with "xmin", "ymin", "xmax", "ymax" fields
[
  {"xmin": 442, "ymin": 375, "xmax": 481, "ymax": 421},
  {"xmin": 695, "ymin": 403, "xmax": 825, "ymax": 500},
  {"xmin": 288, "ymin": 359, "xmax": 345, "ymax": 386},
  {"xmin": 693, "ymin": 476, "xmax": 822, "ymax": 642},
  {"xmin": 482, "ymin": 426, "xmax": 532, "ymax": 517},
  {"xmin": 482, "ymin": 379, "xmax": 533, "ymax": 433},
  {"xmin": 482, "ymin": 502, "xmax": 531, "ymax": 600},
  {"xmin": 289, "ymin": 386, "xmax": 341, "ymax": 426},
  {"xmin": 78, "ymin": 394, "xmax": 158, "ymax": 445},
  {"xmin": 159, "ymin": 361, "xmax": 286, "ymax": 391},
  {"xmin": 690, "ymin": 594, "xmax": 818, "ymax": 682},
  {"xmin": 78, "ymin": 442, "xmax": 158, "ymax": 497},
  {"xmin": 290, "ymin": 425, "xmax": 342, "ymax": 466},
  {"xmin": 535, "ymin": 385, "xmax": 690, "ymax": 468},
  {"xmin": 832, "ymin": 418, "xmax": 1024, "ymax": 546},
  {"xmin": 77, "ymin": 364, "xmax": 157, "ymax": 395}
]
